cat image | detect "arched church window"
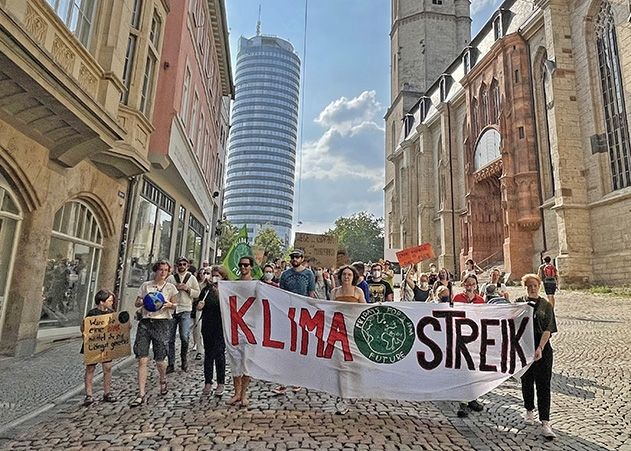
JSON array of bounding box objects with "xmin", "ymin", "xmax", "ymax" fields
[
  {"xmin": 40, "ymin": 201, "xmax": 103, "ymax": 330},
  {"xmin": 480, "ymin": 84, "xmax": 489, "ymax": 129},
  {"xmin": 471, "ymin": 97, "xmax": 479, "ymax": 138},
  {"xmin": 0, "ymin": 174, "xmax": 22, "ymax": 339},
  {"xmin": 490, "ymin": 80, "xmax": 500, "ymax": 124},
  {"xmin": 474, "ymin": 128, "xmax": 501, "ymax": 171},
  {"xmin": 596, "ymin": 0, "xmax": 631, "ymax": 190}
]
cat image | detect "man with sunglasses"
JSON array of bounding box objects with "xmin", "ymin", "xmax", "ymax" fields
[
  {"xmin": 166, "ymin": 256, "xmax": 200, "ymax": 373},
  {"xmin": 273, "ymin": 249, "xmax": 316, "ymax": 395}
]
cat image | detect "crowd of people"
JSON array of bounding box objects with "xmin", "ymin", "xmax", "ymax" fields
[{"xmin": 80, "ymin": 252, "xmax": 560, "ymax": 440}]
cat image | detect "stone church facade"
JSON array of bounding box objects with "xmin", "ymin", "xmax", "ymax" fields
[{"xmin": 385, "ymin": 0, "xmax": 631, "ymax": 285}]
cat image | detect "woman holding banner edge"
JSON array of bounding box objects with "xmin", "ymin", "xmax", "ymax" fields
[
  {"xmin": 516, "ymin": 274, "xmax": 558, "ymax": 440},
  {"xmin": 226, "ymin": 256, "xmax": 255, "ymax": 407},
  {"xmin": 331, "ymin": 265, "xmax": 366, "ymax": 415}
]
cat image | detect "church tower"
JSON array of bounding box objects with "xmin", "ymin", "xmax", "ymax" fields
[{"xmin": 384, "ymin": 0, "xmax": 471, "ymax": 249}]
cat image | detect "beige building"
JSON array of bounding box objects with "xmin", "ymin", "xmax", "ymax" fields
[
  {"xmin": 385, "ymin": 0, "xmax": 631, "ymax": 285},
  {"xmin": 0, "ymin": 0, "xmax": 168, "ymax": 356}
]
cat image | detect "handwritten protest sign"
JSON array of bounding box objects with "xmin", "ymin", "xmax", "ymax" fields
[
  {"xmin": 83, "ymin": 312, "xmax": 131, "ymax": 365},
  {"xmin": 294, "ymin": 232, "xmax": 338, "ymax": 268},
  {"xmin": 396, "ymin": 243, "xmax": 435, "ymax": 266}
]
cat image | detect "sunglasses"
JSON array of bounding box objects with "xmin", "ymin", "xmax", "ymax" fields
[
  {"xmin": 177, "ymin": 262, "xmax": 188, "ymax": 266},
  {"xmin": 238, "ymin": 263, "xmax": 251, "ymax": 268},
  {"xmin": 290, "ymin": 255, "xmax": 303, "ymax": 259}
]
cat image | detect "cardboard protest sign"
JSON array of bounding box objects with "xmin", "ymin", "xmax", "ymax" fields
[
  {"xmin": 83, "ymin": 312, "xmax": 131, "ymax": 365},
  {"xmin": 294, "ymin": 232, "xmax": 338, "ymax": 268},
  {"xmin": 396, "ymin": 243, "xmax": 435, "ymax": 266}
]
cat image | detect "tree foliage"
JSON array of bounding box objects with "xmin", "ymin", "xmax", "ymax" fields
[
  {"xmin": 327, "ymin": 212, "xmax": 384, "ymax": 263},
  {"xmin": 217, "ymin": 219, "xmax": 239, "ymax": 260},
  {"xmin": 253, "ymin": 226, "xmax": 284, "ymax": 263}
]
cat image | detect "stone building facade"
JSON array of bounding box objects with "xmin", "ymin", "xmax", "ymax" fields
[
  {"xmin": 0, "ymin": 0, "xmax": 168, "ymax": 356},
  {"xmin": 386, "ymin": 0, "xmax": 631, "ymax": 285}
]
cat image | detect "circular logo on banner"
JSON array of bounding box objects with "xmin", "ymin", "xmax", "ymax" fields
[{"xmin": 354, "ymin": 306, "xmax": 415, "ymax": 364}]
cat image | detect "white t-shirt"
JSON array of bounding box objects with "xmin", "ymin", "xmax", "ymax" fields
[{"xmin": 137, "ymin": 280, "xmax": 179, "ymax": 320}]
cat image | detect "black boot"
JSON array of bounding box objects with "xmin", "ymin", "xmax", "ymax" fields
[{"xmin": 181, "ymin": 358, "xmax": 188, "ymax": 372}]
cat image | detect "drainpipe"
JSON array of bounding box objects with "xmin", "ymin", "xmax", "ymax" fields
[{"xmin": 446, "ymin": 103, "xmax": 459, "ymax": 279}]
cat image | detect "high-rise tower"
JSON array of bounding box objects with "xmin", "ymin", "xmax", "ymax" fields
[
  {"xmin": 224, "ymin": 35, "xmax": 301, "ymax": 245},
  {"xmin": 384, "ymin": 0, "xmax": 471, "ymax": 249}
]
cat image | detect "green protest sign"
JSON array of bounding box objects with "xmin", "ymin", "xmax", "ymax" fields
[{"xmin": 222, "ymin": 225, "xmax": 263, "ymax": 280}]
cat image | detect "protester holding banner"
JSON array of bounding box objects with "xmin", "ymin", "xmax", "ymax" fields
[
  {"xmin": 131, "ymin": 260, "xmax": 178, "ymax": 407},
  {"xmin": 516, "ymin": 274, "xmax": 558, "ymax": 439},
  {"xmin": 274, "ymin": 249, "xmax": 315, "ymax": 395},
  {"xmin": 367, "ymin": 262, "xmax": 393, "ymax": 303},
  {"xmin": 198, "ymin": 265, "xmax": 229, "ymax": 397},
  {"xmin": 331, "ymin": 265, "xmax": 366, "ymax": 304},
  {"xmin": 80, "ymin": 289, "xmax": 116, "ymax": 406},
  {"xmin": 452, "ymin": 274, "xmax": 485, "ymax": 417},
  {"xmin": 226, "ymin": 256, "xmax": 255, "ymax": 407}
]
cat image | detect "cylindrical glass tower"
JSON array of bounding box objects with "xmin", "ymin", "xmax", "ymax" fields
[{"xmin": 224, "ymin": 35, "xmax": 301, "ymax": 245}]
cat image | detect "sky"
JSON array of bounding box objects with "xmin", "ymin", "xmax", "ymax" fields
[{"xmin": 225, "ymin": 0, "xmax": 504, "ymax": 236}]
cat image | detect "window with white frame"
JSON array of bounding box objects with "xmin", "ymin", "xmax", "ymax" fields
[
  {"xmin": 140, "ymin": 54, "xmax": 157, "ymax": 115},
  {"xmin": 190, "ymin": 91, "xmax": 200, "ymax": 139},
  {"xmin": 46, "ymin": 0, "xmax": 97, "ymax": 47}
]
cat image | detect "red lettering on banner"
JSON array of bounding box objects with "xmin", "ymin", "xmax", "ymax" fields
[
  {"xmin": 298, "ymin": 309, "xmax": 325, "ymax": 357},
  {"xmin": 229, "ymin": 295, "xmax": 256, "ymax": 345},
  {"xmin": 324, "ymin": 312, "xmax": 353, "ymax": 361},
  {"xmin": 288, "ymin": 307, "xmax": 297, "ymax": 352},
  {"xmin": 262, "ymin": 299, "xmax": 284, "ymax": 349}
]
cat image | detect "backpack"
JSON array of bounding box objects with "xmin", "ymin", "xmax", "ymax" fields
[
  {"xmin": 543, "ymin": 264, "xmax": 555, "ymax": 279},
  {"xmin": 174, "ymin": 272, "xmax": 192, "ymax": 285}
]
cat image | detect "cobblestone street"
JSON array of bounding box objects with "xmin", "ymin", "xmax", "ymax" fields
[{"xmin": 1, "ymin": 289, "xmax": 630, "ymax": 450}]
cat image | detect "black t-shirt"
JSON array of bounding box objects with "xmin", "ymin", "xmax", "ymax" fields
[
  {"xmin": 517, "ymin": 296, "xmax": 557, "ymax": 348},
  {"xmin": 412, "ymin": 284, "xmax": 431, "ymax": 302},
  {"xmin": 367, "ymin": 279, "xmax": 393, "ymax": 303}
]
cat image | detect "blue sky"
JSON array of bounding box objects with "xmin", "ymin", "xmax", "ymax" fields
[{"xmin": 225, "ymin": 0, "xmax": 503, "ymax": 235}]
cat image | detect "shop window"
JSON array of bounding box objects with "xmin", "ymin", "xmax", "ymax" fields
[
  {"xmin": 0, "ymin": 178, "xmax": 22, "ymax": 338},
  {"xmin": 127, "ymin": 179, "xmax": 174, "ymax": 287},
  {"xmin": 40, "ymin": 201, "xmax": 103, "ymax": 329},
  {"xmin": 187, "ymin": 214, "xmax": 204, "ymax": 267}
]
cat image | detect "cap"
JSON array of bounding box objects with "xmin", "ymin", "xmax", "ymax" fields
[
  {"xmin": 289, "ymin": 249, "xmax": 304, "ymax": 257},
  {"xmin": 176, "ymin": 256, "xmax": 190, "ymax": 263}
]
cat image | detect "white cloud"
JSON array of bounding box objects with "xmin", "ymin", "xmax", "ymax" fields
[{"xmin": 294, "ymin": 90, "xmax": 385, "ymax": 230}]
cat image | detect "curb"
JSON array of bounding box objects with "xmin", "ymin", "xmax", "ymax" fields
[{"xmin": 0, "ymin": 354, "xmax": 135, "ymax": 439}]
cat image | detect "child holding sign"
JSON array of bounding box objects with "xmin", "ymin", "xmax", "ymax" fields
[{"xmin": 80, "ymin": 289, "xmax": 117, "ymax": 406}]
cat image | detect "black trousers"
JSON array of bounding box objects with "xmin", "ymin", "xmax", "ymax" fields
[
  {"xmin": 202, "ymin": 327, "xmax": 225, "ymax": 385},
  {"xmin": 521, "ymin": 345, "xmax": 553, "ymax": 421}
]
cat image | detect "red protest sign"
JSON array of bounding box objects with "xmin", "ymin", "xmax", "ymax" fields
[{"xmin": 396, "ymin": 243, "xmax": 435, "ymax": 266}]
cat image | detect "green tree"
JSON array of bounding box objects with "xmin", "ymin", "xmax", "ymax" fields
[
  {"xmin": 253, "ymin": 226, "xmax": 284, "ymax": 263},
  {"xmin": 216, "ymin": 219, "xmax": 239, "ymax": 261},
  {"xmin": 327, "ymin": 212, "xmax": 384, "ymax": 263}
]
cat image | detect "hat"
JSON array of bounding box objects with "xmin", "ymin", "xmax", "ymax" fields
[
  {"xmin": 289, "ymin": 249, "xmax": 304, "ymax": 257},
  {"xmin": 176, "ymin": 256, "xmax": 189, "ymax": 263}
]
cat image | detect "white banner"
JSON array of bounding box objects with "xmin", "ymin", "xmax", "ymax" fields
[{"xmin": 219, "ymin": 281, "xmax": 534, "ymax": 401}]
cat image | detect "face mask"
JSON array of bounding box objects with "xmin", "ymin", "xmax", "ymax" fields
[
  {"xmin": 315, "ymin": 270, "xmax": 323, "ymax": 277},
  {"xmin": 212, "ymin": 276, "xmax": 220, "ymax": 284},
  {"xmin": 264, "ymin": 272, "xmax": 274, "ymax": 281},
  {"xmin": 372, "ymin": 270, "xmax": 381, "ymax": 279},
  {"xmin": 440, "ymin": 296, "xmax": 450, "ymax": 303}
]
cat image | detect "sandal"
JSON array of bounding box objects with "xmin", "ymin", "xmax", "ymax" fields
[
  {"xmin": 82, "ymin": 395, "xmax": 94, "ymax": 406},
  {"xmin": 103, "ymin": 393, "xmax": 117, "ymax": 403},
  {"xmin": 226, "ymin": 395, "xmax": 241, "ymax": 405},
  {"xmin": 130, "ymin": 394, "xmax": 145, "ymax": 407},
  {"xmin": 159, "ymin": 380, "xmax": 168, "ymax": 396}
]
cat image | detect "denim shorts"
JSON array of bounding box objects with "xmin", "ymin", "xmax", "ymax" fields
[{"xmin": 133, "ymin": 318, "xmax": 171, "ymax": 360}]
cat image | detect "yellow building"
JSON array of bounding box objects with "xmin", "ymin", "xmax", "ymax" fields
[{"xmin": 0, "ymin": 0, "xmax": 168, "ymax": 356}]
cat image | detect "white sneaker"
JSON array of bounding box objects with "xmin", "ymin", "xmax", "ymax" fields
[
  {"xmin": 541, "ymin": 421, "xmax": 556, "ymax": 439},
  {"xmin": 335, "ymin": 398, "xmax": 349, "ymax": 415},
  {"xmin": 525, "ymin": 410, "xmax": 536, "ymax": 423}
]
